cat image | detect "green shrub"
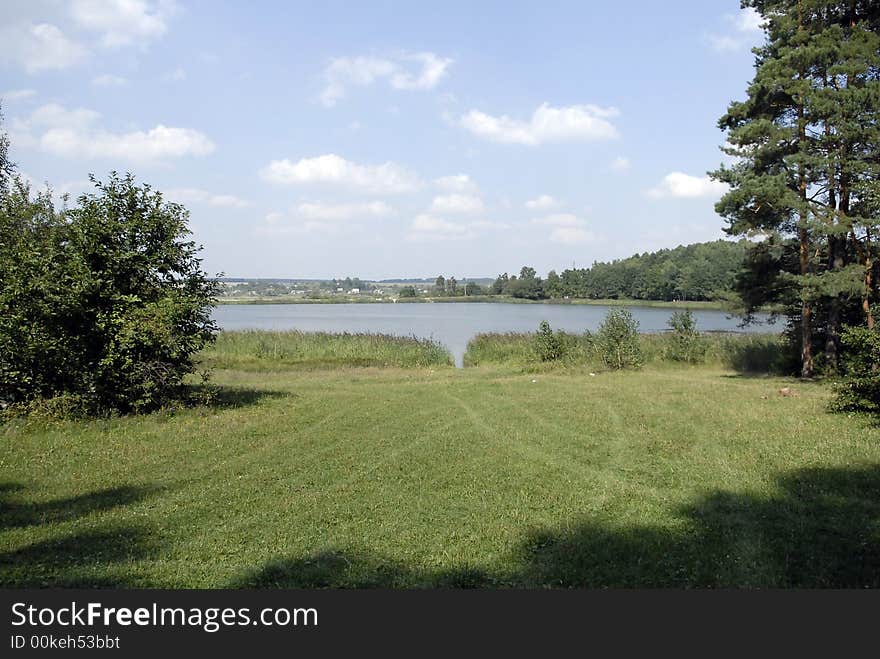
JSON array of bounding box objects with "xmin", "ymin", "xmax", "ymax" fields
[
  {"xmin": 596, "ymin": 309, "xmax": 643, "ymax": 369},
  {"xmin": 664, "ymin": 310, "xmax": 707, "ymax": 363},
  {"xmin": 0, "ymin": 173, "xmax": 219, "ymax": 416},
  {"xmin": 833, "ymin": 326, "xmax": 880, "ymax": 414},
  {"xmin": 533, "ymin": 320, "xmax": 564, "ymax": 362}
]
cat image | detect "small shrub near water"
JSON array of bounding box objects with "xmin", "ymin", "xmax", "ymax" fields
[
  {"xmin": 596, "ymin": 309, "xmax": 643, "ymax": 370},
  {"xmin": 663, "ymin": 310, "xmax": 707, "ymax": 363},
  {"xmin": 534, "ymin": 321, "xmax": 564, "ymax": 362}
]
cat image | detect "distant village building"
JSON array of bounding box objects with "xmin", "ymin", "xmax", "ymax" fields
[{"xmin": 349, "ymin": 288, "xmax": 360, "ymax": 295}]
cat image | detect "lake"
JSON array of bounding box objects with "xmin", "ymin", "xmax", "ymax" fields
[{"xmin": 213, "ymin": 302, "xmax": 776, "ymax": 367}]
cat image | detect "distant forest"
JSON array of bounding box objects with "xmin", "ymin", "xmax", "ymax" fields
[
  {"xmin": 219, "ymin": 239, "xmax": 749, "ymax": 303},
  {"xmin": 484, "ymin": 239, "xmax": 747, "ymax": 302}
]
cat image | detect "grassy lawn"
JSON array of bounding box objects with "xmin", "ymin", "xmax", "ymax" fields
[{"xmin": 2, "ymin": 345, "xmax": 879, "ymax": 588}]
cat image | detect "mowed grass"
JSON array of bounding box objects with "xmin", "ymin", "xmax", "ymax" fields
[{"xmin": 2, "ymin": 348, "xmax": 879, "ymax": 588}]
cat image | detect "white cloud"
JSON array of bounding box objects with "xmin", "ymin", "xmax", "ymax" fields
[
  {"xmin": 0, "ymin": 2, "xmax": 176, "ymax": 74},
  {"xmin": 549, "ymin": 227, "xmax": 595, "ymax": 244},
  {"xmin": 412, "ymin": 214, "xmax": 468, "ymax": 234},
  {"xmin": 165, "ymin": 188, "xmax": 250, "ymax": 208},
  {"xmin": 434, "ymin": 174, "xmax": 477, "ymax": 193},
  {"xmin": 0, "ymin": 23, "xmax": 88, "ymax": 73},
  {"xmin": 530, "ymin": 213, "xmax": 593, "ymax": 243},
  {"xmin": 406, "ymin": 212, "xmax": 509, "ymax": 242},
  {"xmin": 646, "ymin": 172, "xmax": 728, "ymax": 199},
  {"xmin": 460, "ymin": 102, "xmax": 619, "ymax": 146},
  {"xmin": 611, "ymin": 156, "xmax": 630, "ymax": 172},
  {"xmin": 389, "ymin": 52, "xmax": 452, "ymax": 90},
  {"xmin": 471, "ymin": 220, "xmax": 510, "ymax": 230},
  {"xmin": 92, "ymin": 73, "xmax": 128, "ymax": 86},
  {"xmin": 430, "ymin": 193, "xmax": 484, "ymax": 214},
  {"xmin": 319, "ymin": 51, "xmax": 452, "ymax": 107},
  {"xmin": 707, "ymin": 8, "xmax": 764, "ymax": 53},
  {"xmin": 734, "ymin": 7, "xmax": 764, "ymax": 33},
  {"xmin": 71, "ymin": 0, "xmax": 174, "ymax": 47},
  {"xmin": 525, "ymin": 194, "xmax": 559, "ymax": 210},
  {"xmin": 2, "ymin": 88, "xmax": 37, "ymax": 102},
  {"xmin": 161, "ymin": 67, "xmax": 186, "ymax": 82},
  {"xmin": 261, "ymin": 202, "xmax": 391, "ymax": 235},
  {"xmin": 14, "ymin": 103, "xmax": 215, "ymax": 162},
  {"xmin": 531, "ymin": 213, "xmax": 584, "ymax": 227},
  {"xmin": 260, "ymin": 154, "xmax": 421, "ymax": 194},
  {"xmin": 296, "ymin": 201, "xmax": 394, "ymax": 221}
]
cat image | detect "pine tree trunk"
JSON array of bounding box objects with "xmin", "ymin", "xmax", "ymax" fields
[
  {"xmin": 825, "ymin": 234, "xmax": 843, "ymax": 371},
  {"xmin": 800, "ymin": 226, "xmax": 814, "ymax": 377},
  {"xmin": 798, "ymin": 96, "xmax": 814, "ymax": 378},
  {"xmin": 865, "ymin": 248, "xmax": 875, "ymax": 330}
]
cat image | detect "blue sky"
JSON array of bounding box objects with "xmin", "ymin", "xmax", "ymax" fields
[{"xmin": 1, "ymin": 1, "xmax": 764, "ymax": 279}]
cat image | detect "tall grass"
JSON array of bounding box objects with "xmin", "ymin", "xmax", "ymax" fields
[
  {"xmin": 465, "ymin": 330, "xmax": 789, "ymax": 373},
  {"xmin": 202, "ymin": 330, "xmax": 453, "ymax": 370}
]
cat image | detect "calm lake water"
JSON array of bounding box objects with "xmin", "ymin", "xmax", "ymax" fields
[{"xmin": 213, "ymin": 302, "xmax": 776, "ymax": 367}]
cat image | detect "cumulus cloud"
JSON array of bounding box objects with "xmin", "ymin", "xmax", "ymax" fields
[
  {"xmin": 646, "ymin": 172, "xmax": 728, "ymax": 199},
  {"xmin": 430, "ymin": 193, "xmax": 484, "ymax": 214},
  {"xmin": 165, "ymin": 188, "xmax": 250, "ymax": 208},
  {"xmin": 13, "ymin": 103, "xmax": 215, "ymax": 162},
  {"xmin": 406, "ymin": 213, "xmax": 508, "ymax": 242},
  {"xmin": 319, "ymin": 51, "xmax": 452, "ymax": 107},
  {"xmin": 0, "ymin": 1, "xmax": 176, "ymax": 74},
  {"xmin": 434, "ymin": 174, "xmax": 477, "ymax": 193},
  {"xmin": 707, "ymin": 7, "xmax": 764, "ymax": 53},
  {"xmin": 459, "ymin": 103, "xmax": 619, "ymax": 145},
  {"xmin": 296, "ymin": 200, "xmax": 394, "ymax": 221},
  {"xmin": 0, "ymin": 23, "xmax": 88, "ymax": 73},
  {"xmin": 525, "ymin": 194, "xmax": 559, "ymax": 210},
  {"xmin": 260, "ymin": 154, "xmax": 421, "ymax": 194},
  {"xmin": 261, "ymin": 201, "xmax": 392, "ymax": 235},
  {"xmin": 71, "ymin": 0, "xmax": 175, "ymax": 47}
]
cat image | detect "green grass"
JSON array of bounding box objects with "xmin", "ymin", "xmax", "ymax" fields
[
  {"xmin": 201, "ymin": 330, "xmax": 453, "ymax": 370},
  {"xmin": 464, "ymin": 330, "xmax": 790, "ymax": 373},
  {"xmin": 2, "ymin": 339, "xmax": 878, "ymax": 587}
]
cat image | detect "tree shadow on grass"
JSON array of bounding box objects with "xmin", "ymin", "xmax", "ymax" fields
[
  {"xmin": 228, "ymin": 550, "xmax": 495, "ymax": 589},
  {"xmin": 0, "ymin": 525, "xmax": 161, "ymax": 587},
  {"xmin": 0, "ymin": 483, "xmax": 162, "ymax": 531},
  {"xmin": 0, "ymin": 482, "xmax": 164, "ymax": 587},
  {"xmin": 230, "ymin": 464, "xmax": 880, "ymax": 589},
  {"xmin": 187, "ymin": 385, "xmax": 295, "ymax": 411}
]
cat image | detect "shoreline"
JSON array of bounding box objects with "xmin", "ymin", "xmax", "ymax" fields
[{"xmin": 215, "ymin": 295, "xmax": 733, "ymax": 311}]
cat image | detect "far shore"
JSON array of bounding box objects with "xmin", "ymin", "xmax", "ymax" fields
[{"xmin": 216, "ymin": 295, "xmax": 733, "ymax": 311}]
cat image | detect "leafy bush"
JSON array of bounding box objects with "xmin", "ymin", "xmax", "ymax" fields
[
  {"xmin": 533, "ymin": 320, "xmax": 564, "ymax": 361},
  {"xmin": 664, "ymin": 310, "xmax": 707, "ymax": 363},
  {"xmin": 0, "ymin": 172, "xmax": 219, "ymax": 416},
  {"xmin": 596, "ymin": 309, "xmax": 643, "ymax": 369},
  {"xmin": 833, "ymin": 326, "xmax": 880, "ymax": 414}
]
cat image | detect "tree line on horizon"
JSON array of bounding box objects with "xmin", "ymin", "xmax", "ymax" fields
[{"xmin": 483, "ymin": 240, "xmax": 747, "ymax": 302}]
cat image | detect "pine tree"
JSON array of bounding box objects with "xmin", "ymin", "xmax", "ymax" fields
[{"xmin": 712, "ymin": 0, "xmax": 880, "ymax": 376}]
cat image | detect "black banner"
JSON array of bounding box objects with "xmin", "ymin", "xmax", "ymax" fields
[{"xmin": 1, "ymin": 589, "xmax": 878, "ymax": 655}]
